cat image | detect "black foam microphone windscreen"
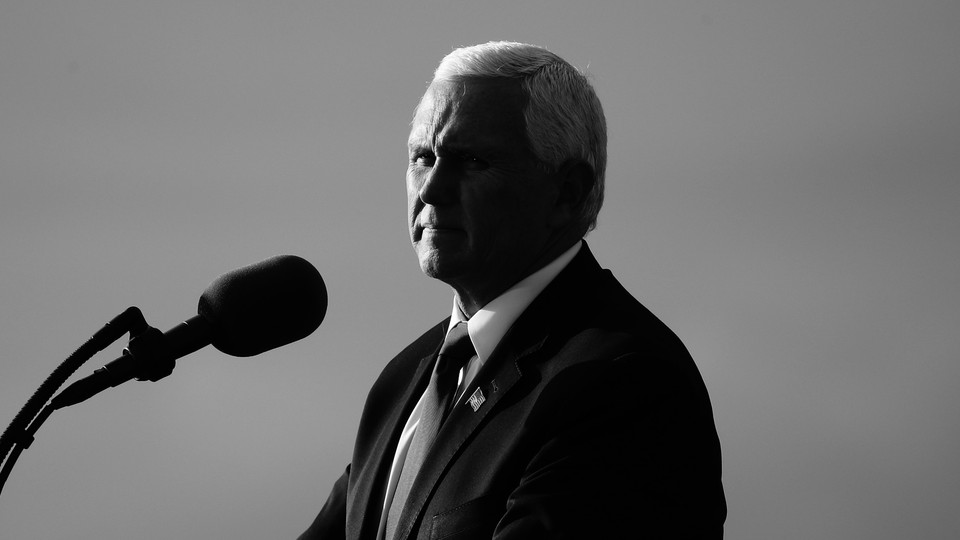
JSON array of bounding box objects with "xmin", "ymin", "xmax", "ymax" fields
[{"xmin": 199, "ymin": 255, "xmax": 327, "ymax": 357}]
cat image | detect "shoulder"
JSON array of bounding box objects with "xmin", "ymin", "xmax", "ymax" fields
[{"xmin": 514, "ymin": 251, "xmax": 715, "ymax": 425}]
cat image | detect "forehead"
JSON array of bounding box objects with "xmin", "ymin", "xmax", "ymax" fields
[{"xmin": 409, "ymin": 78, "xmax": 528, "ymax": 149}]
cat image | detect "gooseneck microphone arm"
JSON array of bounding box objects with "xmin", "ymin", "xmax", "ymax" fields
[
  {"xmin": 0, "ymin": 306, "xmax": 152, "ymax": 496},
  {"xmin": 1, "ymin": 311, "xmax": 208, "ymax": 496}
]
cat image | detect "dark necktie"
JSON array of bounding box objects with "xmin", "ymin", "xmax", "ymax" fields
[{"xmin": 384, "ymin": 321, "xmax": 475, "ymax": 540}]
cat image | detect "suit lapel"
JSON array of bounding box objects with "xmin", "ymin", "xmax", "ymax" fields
[
  {"xmin": 391, "ymin": 326, "xmax": 550, "ymax": 540},
  {"xmin": 348, "ymin": 330, "xmax": 444, "ymax": 540}
]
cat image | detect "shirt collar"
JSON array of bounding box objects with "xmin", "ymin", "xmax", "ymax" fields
[{"xmin": 448, "ymin": 240, "xmax": 582, "ymax": 363}]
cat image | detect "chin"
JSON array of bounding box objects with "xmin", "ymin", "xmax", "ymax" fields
[
  {"xmin": 417, "ymin": 252, "xmax": 468, "ymax": 283},
  {"xmin": 418, "ymin": 258, "xmax": 451, "ymax": 280}
]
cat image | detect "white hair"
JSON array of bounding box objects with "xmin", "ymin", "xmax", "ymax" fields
[{"xmin": 431, "ymin": 41, "xmax": 607, "ymax": 233}]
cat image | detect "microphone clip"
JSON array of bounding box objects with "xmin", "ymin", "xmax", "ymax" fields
[
  {"xmin": 114, "ymin": 326, "xmax": 178, "ymax": 383},
  {"xmin": 51, "ymin": 315, "xmax": 177, "ymax": 410}
]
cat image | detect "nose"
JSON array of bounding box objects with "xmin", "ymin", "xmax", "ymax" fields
[{"xmin": 417, "ymin": 159, "xmax": 459, "ymax": 206}]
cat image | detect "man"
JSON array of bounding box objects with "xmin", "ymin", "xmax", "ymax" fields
[{"xmin": 300, "ymin": 41, "xmax": 726, "ymax": 539}]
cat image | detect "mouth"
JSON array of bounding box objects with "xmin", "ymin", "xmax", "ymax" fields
[
  {"xmin": 414, "ymin": 210, "xmax": 464, "ymax": 241},
  {"xmin": 419, "ymin": 217, "xmax": 462, "ymax": 232},
  {"xmin": 421, "ymin": 226, "xmax": 463, "ymax": 235},
  {"xmin": 418, "ymin": 224, "xmax": 465, "ymax": 244}
]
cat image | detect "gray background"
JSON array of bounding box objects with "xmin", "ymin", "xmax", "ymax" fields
[{"xmin": 1, "ymin": 1, "xmax": 958, "ymax": 538}]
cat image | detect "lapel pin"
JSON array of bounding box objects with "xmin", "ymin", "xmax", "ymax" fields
[{"xmin": 467, "ymin": 387, "xmax": 486, "ymax": 412}]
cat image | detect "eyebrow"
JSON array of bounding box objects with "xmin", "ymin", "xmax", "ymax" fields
[{"xmin": 408, "ymin": 129, "xmax": 502, "ymax": 153}]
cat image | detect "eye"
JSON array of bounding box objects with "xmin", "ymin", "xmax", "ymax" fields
[
  {"xmin": 459, "ymin": 153, "xmax": 487, "ymax": 171},
  {"xmin": 411, "ymin": 151, "xmax": 435, "ymax": 167}
]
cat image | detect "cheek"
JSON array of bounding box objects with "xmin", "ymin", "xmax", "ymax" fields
[
  {"xmin": 406, "ymin": 170, "xmax": 420, "ymax": 196},
  {"xmin": 406, "ymin": 192, "xmax": 418, "ymax": 217},
  {"xmin": 482, "ymin": 190, "xmax": 551, "ymax": 239},
  {"xmin": 406, "ymin": 174, "xmax": 422, "ymax": 216}
]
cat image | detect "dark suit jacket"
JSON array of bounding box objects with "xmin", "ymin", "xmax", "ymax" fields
[{"xmin": 300, "ymin": 244, "xmax": 726, "ymax": 539}]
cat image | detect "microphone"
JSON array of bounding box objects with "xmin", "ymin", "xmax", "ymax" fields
[{"xmin": 51, "ymin": 255, "xmax": 327, "ymax": 409}]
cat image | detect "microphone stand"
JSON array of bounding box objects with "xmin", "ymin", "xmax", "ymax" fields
[{"xmin": 0, "ymin": 306, "xmax": 172, "ymax": 497}]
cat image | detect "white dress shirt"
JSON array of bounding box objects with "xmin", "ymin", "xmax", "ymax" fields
[{"xmin": 376, "ymin": 241, "xmax": 582, "ymax": 539}]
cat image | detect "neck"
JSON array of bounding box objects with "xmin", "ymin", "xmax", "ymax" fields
[{"xmin": 451, "ymin": 233, "xmax": 581, "ymax": 318}]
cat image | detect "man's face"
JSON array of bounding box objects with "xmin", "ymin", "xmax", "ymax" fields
[{"xmin": 407, "ymin": 78, "xmax": 560, "ymax": 304}]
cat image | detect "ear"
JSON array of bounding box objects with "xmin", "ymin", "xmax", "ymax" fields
[{"xmin": 547, "ymin": 159, "xmax": 595, "ymax": 229}]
